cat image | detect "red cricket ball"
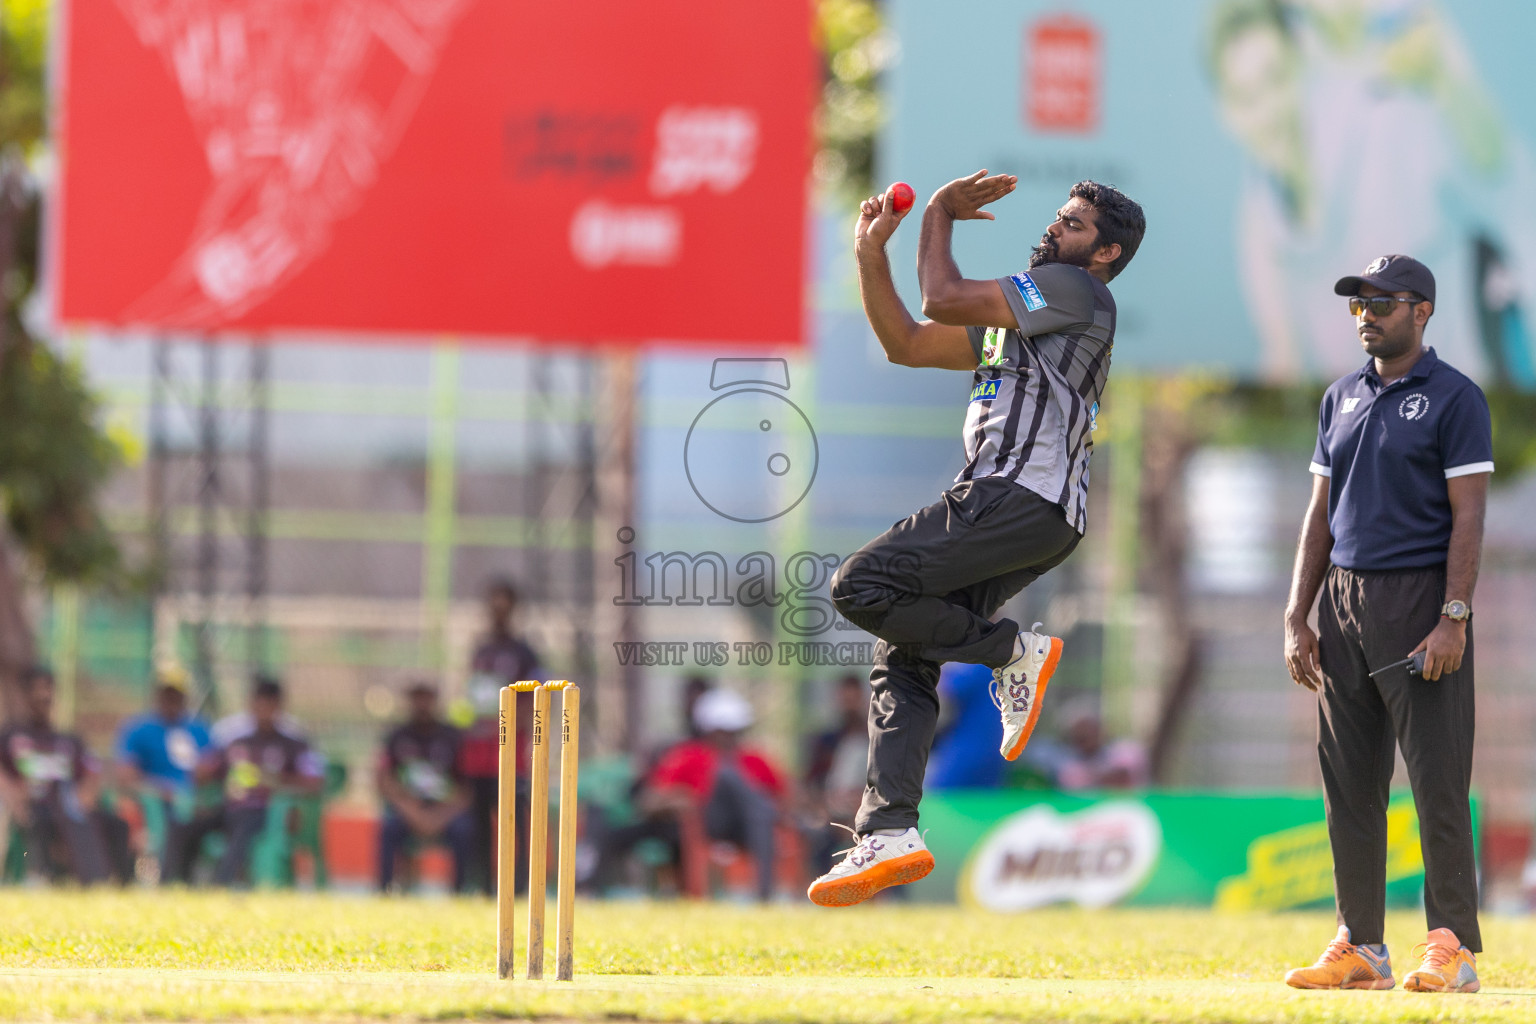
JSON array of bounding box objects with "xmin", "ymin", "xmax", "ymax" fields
[{"xmin": 888, "ymin": 181, "xmax": 915, "ymax": 214}]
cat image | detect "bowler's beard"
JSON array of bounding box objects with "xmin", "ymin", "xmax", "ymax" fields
[{"xmin": 1028, "ymin": 234, "xmax": 1092, "ymax": 271}]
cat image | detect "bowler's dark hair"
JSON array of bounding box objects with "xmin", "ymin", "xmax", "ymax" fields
[{"xmin": 1070, "ymin": 180, "xmax": 1145, "ymax": 281}]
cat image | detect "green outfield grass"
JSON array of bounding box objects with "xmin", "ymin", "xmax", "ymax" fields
[{"xmin": 2, "ymin": 890, "xmax": 1535, "ymax": 1022}]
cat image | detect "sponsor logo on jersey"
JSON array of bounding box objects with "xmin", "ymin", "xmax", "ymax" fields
[
  {"xmin": 1088, "ymin": 400, "xmax": 1099, "ymax": 433},
  {"xmin": 982, "ymin": 327, "xmax": 1006, "ymax": 367},
  {"xmin": 970, "ymin": 377, "xmax": 1001, "ymax": 403},
  {"xmin": 1010, "ymin": 272, "xmax": 1047, "ymax": 312},
  {"xmin": 1340, "ymin": 397, "xmax": 1362, "ymax": 414}
]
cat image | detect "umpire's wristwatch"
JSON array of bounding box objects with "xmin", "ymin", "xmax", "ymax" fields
[{"xmin": 1441, "ymin": 600, "xmax": 1472, "ymax": 622}]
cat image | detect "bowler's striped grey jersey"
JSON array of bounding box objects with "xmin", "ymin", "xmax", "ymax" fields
[{"xmin": 960, "ymin": 263, "xmax": 1117, "ymax": 533}]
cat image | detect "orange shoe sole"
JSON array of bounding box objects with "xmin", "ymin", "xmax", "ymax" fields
[
  {"xmin": 1286, "ymin": 973, "xmax": 1395, "ymax": 990},
  {"xmin": 807, "ymin": 849, "xmax": 935, "ymax": 908},
  {"xmin": 1002, "ymin": 637, "xmax": 1062, "ymax": 761},
  {"xmin": 1404, "ymin": 975, "xmax": 1478, "ymax": 993}
]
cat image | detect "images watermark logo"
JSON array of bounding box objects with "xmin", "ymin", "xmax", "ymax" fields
[
  {"xmin": 608, "ymin": 530, "xmax": 931, "ymax": 669},
  {"xmin": 684, "ymin": 358, "xmax": 818, "ymax": 523}
]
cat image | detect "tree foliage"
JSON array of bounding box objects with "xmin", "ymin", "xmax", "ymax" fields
[
  {"xmin": 0, "ymin": 0, "xmax": 48, "ymax": 150},
  {"xmin": 815, "ymin": 0, "xmax": 893, "ymax": 204},
  {"xmin": 0, "ymin": 0, "xmax": 124, "ymax": 716},
  {"xmin": 0, "ymin": 0, "xmax": 122, "ymax": 587},
  {"xmin": 1484, "ymin": 388, "xmax": 1536, "ymax": 482},
  {"xmin": 0, "ymin": 334, "xmax": 123, "ymax": 584},
  {"xmin": 1159, "ymin": 378, "xmax": 1534, "ymax": 488}
]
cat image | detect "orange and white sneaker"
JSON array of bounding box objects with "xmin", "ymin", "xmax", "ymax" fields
[
  {"xmin": 1403, "ymin": 928, "xmax": 1480, "ymax": 993},
  {"xmin": 806, "ymin": 827, "xmax": 934, "ymax": 907},
  {"xmin": 992, "ymin": 622, "xmax": 1063, "ymax": 761},
  {"xmin": 1284, "ymin": 926, "xmax": 1395, "ymax": 990}
]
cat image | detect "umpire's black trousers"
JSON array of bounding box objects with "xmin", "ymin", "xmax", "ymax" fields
[
  {"xmin": 830, "ymin": 478, "xmax": 1079, "ymax": 833},
  {"xmin": 1317, "ymin": 564, "xmax": 1480, "ymax": 951}
]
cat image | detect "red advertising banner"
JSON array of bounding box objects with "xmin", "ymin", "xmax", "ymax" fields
[{"xmin": 53, "ymin": 0, "xmax": 813, "ymax": 347}]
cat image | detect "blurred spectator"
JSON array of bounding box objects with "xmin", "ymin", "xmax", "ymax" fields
[
  {"xmin": 679, "ymin": 674, "xmax": 712, "ymax": 740},
  {"xmin": 194, "ymin": 678, "xmax": 324, "ymax": 887},
  {"xmin": 114, "ymin": 664, "xmax": 214, "ymax": 882},
  {"xmin": 1037, "ymin": 699, "xmax": 1149, "ymax": 791},
  {"xmin": 0, "ymin": 666, "xmax": 116, "ymax": 884},
  {"xmin": 802, "ymin": 674, "xmax": 868, "ymax": 875},
  {"xmin": 460, "ymin": 577, "xmax": 540, "ymax": 895},
  {"xmin": 596, "ymin": 689, "xmax": 786, "ymax": 902},
  {"xmin": 377, "ymin": 681, "xmax": 472, "ymax": 892},
  {"xmin": 638, "ymin": 674, "xmax": 713, "ymax": 775},
  {"xmin": 209, "ymin": 672, "xmax": 306, "ymax": 748},
  {"xmin": 581, "ymin": 675, "xmax": 713, "ymax": 896},
  {"xmin": 926, "ymin": 662, "xmax": 1007, "ymax": 789}
]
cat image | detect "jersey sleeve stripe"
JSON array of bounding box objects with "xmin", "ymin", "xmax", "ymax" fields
[
  {"xmin": 1444, "ymin": 461, "xmax": 1494, "ymax": 479},
  {"xmin": 1309, "ymin": 461, "xmax": 1332, "ymax": 477}
]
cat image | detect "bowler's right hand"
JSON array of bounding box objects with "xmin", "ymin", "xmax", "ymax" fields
[
  {"xmin": 1284, "ymin": 616, "xmax": 1322, "ymax": 691},
  {"xmin": 931, "ymin": 169, "xmax": 1017, "ymax": 221},
  {"xmin": 854, "ymin": 190, "xmax": 910, "ymax": 249}
]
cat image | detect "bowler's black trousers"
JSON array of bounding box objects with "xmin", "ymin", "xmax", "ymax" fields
[
  {"xmin": 830, "ymin": 478, "xmax": 1080, "ymax": 833},
  {"xmin": 1317, "ymin": 564, "xmax": 1480, "ymax": 951}
]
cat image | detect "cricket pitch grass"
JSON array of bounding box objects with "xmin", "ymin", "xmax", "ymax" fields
[{"xmin": 3, "ymin": 890, "xmax": 1536, "ymax": 1022}]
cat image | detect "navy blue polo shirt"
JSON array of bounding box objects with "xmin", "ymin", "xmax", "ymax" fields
[{"xmin": 1310, "ymin": 347, "xmax": 1493, "ymax": 571}]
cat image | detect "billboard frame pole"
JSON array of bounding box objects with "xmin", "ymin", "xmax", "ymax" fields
[
  {"xmin": 193, "ymin": 334, "xmax": 220, "ymax": 713},
  {"xmin": 421, "ymin": 340, "xmax": 460, "ymax": 679},
  {"xmin": 246, "ymin": 338, "xmax": 270, "ymax": 674},
  {"xmin": 1102, "ymin": 375, "xmax": 1142, "ymax": 741}
]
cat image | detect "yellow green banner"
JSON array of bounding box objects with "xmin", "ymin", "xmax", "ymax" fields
[{"xmin": 910, "ymin": 791, "xmax": 1471, "ymax": 909}]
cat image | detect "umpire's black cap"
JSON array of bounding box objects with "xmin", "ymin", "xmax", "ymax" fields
[{"xmin": 1334, "ymin": 254, "xmax": 1436, "ymax": 304}]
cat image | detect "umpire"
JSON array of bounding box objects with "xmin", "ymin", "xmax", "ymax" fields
[{"xmin": 1283, "ymin": 255, "xmax": 1491, "ymax": 994}]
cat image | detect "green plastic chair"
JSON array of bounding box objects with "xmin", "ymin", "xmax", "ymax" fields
[
  {"xmin": 250, "ymin": 760, "xmax": 348, "ymax": 888},
  {"xmin": 122, "ymin": 781, "xmax": 231, "ymax": 883},
  {"xmin": 2, "ymin": 821, "xmax": 26, "ymax": 884},
  {"xmin": 580, "ymin": 754, "xmax": 641, "ymax": 826},
  {"xmin": 579, "ymin": 755, "xmax": 678, "ymax": 885},
  {"xmin": 133, "ymin": 791, "xmax": 170, "ymax": 866}
]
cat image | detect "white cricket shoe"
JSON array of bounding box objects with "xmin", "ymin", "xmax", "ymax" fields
[
  {"xmin": 991, "ymin": 621, "xmax": 1063, "ymax": 761},
  {"xmin": 806, "ymin": 826, "xmax": 934, "ymax": 907}
]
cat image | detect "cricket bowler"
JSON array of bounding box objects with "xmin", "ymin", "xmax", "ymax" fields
[{"xmin": 808, "ymin": 171, "xmax": 1145, "ymax": 907}]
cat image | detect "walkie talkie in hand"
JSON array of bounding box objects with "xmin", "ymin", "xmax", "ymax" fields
[{"xmin": 1368, "ymin": 650, "xmax": 1428, "ymax": 679}]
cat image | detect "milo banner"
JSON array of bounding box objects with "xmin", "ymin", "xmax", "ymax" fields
[{"xmin": 907, "ymin": 792, "xmax": 1478, "ymax": 909}]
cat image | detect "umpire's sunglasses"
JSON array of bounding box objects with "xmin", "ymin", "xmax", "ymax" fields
[{"xmin": 1348, "ymin": 295, "xmax": 1421, "ymax": 316}]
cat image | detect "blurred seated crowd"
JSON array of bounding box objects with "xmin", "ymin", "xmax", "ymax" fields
[{"xmin": 0, "ymin": 578, "xmax": 1146, "ymax": 896}]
